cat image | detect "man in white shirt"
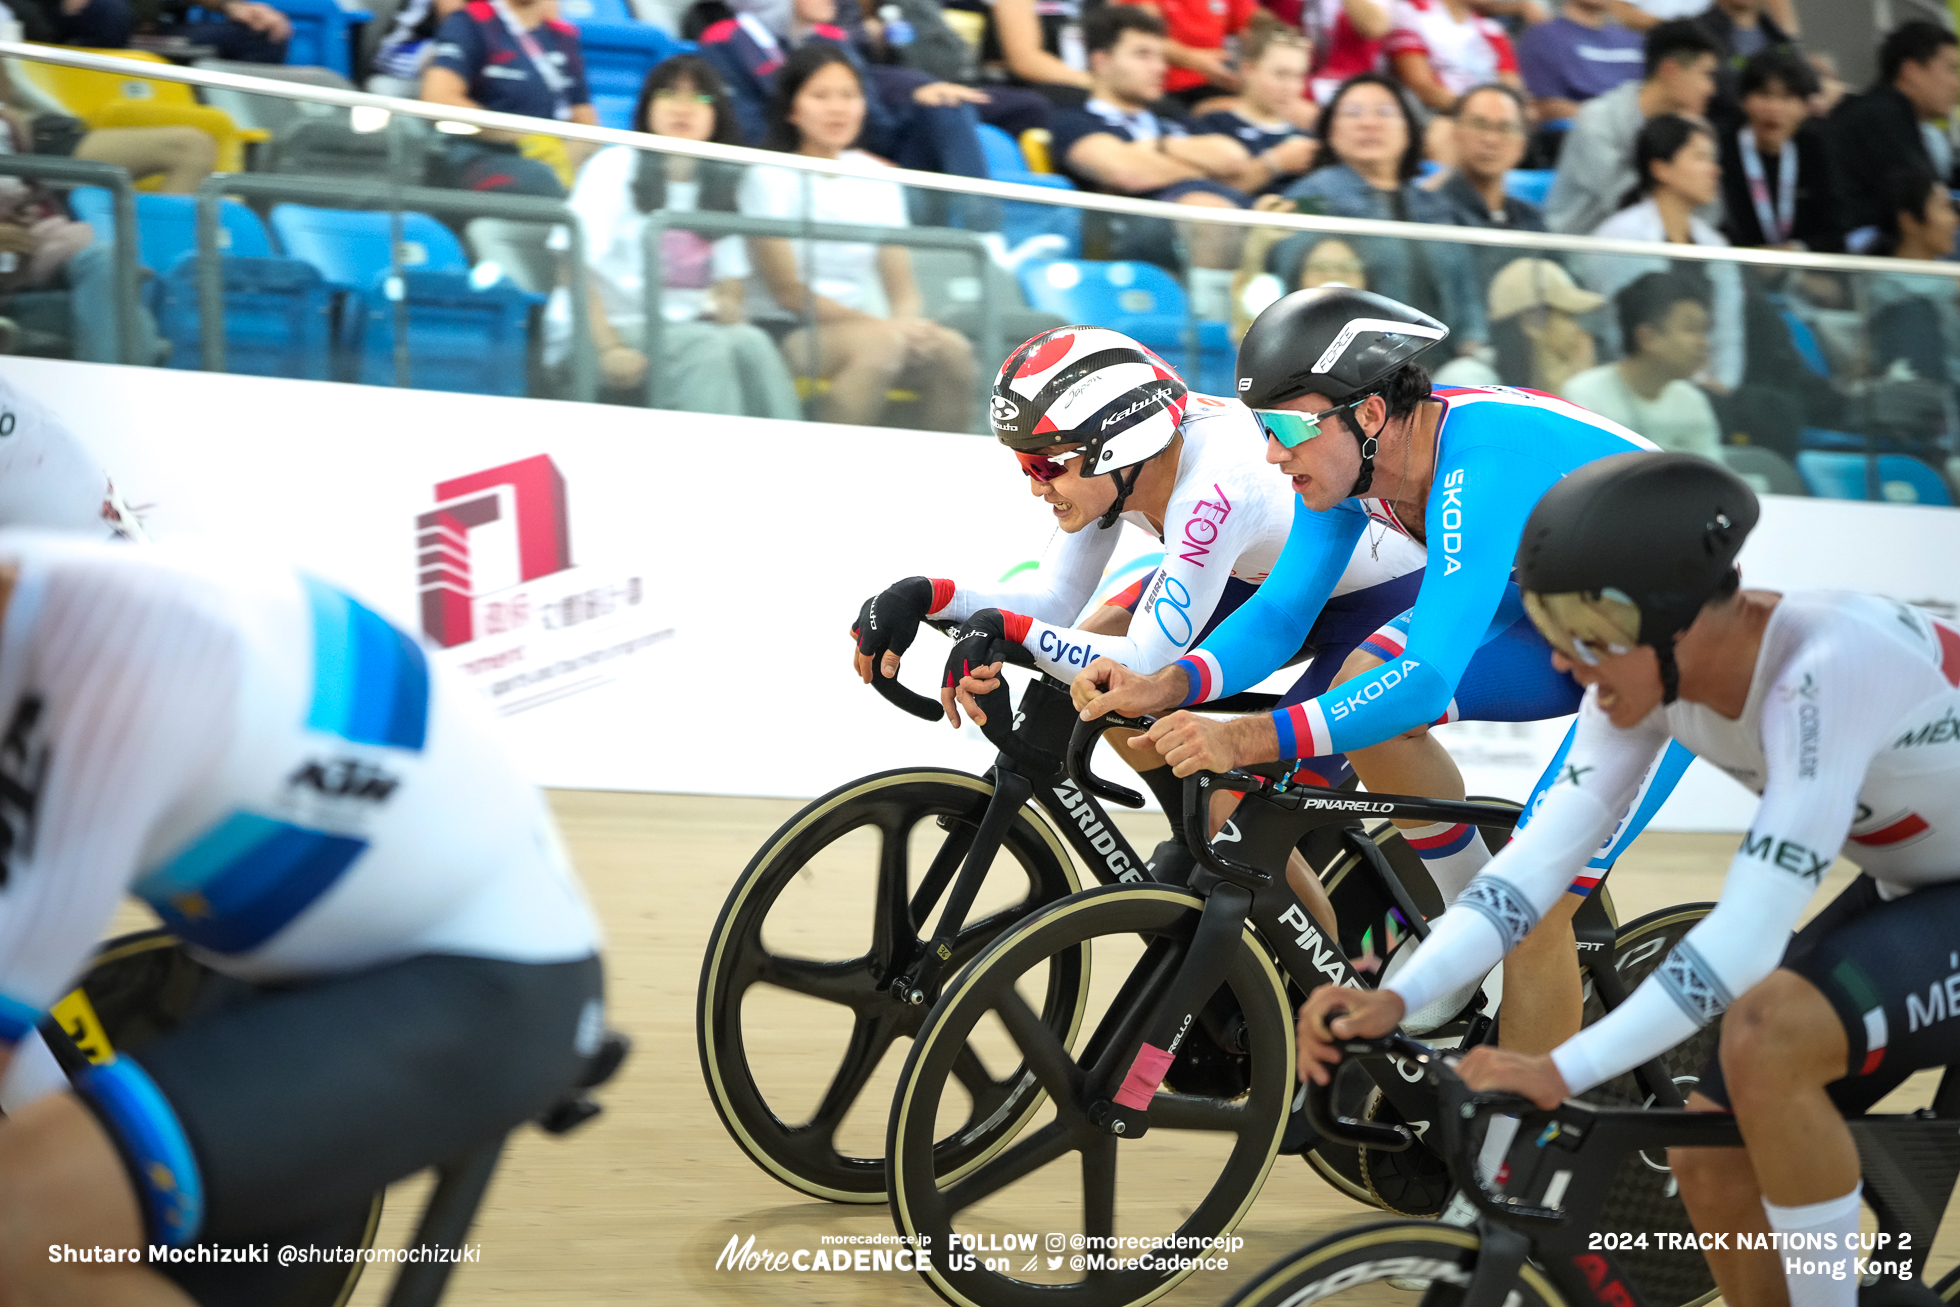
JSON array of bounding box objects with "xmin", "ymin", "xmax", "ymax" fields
[{"xmin": 1562, "ymin": 269, "xmax": 1723, "ymax": 458}]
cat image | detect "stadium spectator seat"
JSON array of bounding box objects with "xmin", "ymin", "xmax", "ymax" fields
[
  {"xmin": 1504, "ymin": 169, "xmax": 1554, "ymax": 209},
  {"xmin": 1796, "ymin": 450, "xmax": 1956, "ymax": 506},
  {"xmin": 270, "ymin": 0, "xmax": 370, "ymax": 79},
  {"xmin": 193, "ymin": 60, "xmax": 355, "ymax": 136},
  {"xmin": 1016, "ymin": 258, "xmax": 1233, "ymax": 393},
  {"xmin": 571, "ymin": 22, "xmax": 694, "ymax": 129},
  {"xmin": 17, "ymin": 51, "xmax": 267, "ymax": 179},
  {"xmin": 1019, "ymin": 128, "xmax": 1055, "ymax": 174},
  {"xmin": 269, "ymin": 204, "xmax": 540, "ymax": 394},
  {"xmin": 1716, "ymin": 445, "xmax": 1807, "ymax": 496},
  {"xmin": 463, "ymin": 218, "xmax": 558, "ymax": 295},
  {"xmin": 559, "ymin": 0, "xmax": 634, "ymax": 18},
  {"xmin": 977, "ymin": 123, "xmax": 1082, "ymax": 257},
  {"xmin": 909, "ymin": 244, "xmax": 1067, "ymax": 356},
  {"xmin": 69, "ymin": 188, "xmax": 334, "ymax": 377},
  {"xmin": 1779, "ymin": 306, "xmax": 1830, "ymax": 377}
]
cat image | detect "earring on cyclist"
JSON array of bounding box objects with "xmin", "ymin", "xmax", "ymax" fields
[{"xmin": 1337, "ymin": 395, "xmax": 1382, "ymax": 497}]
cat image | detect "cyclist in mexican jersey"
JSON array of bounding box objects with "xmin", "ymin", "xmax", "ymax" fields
[
  {"xmin": 1077, "ymin": 287, "xmax": 1694, "ymax": 1052},
  {"xmin": 1301, "ymin": 454, "xmax": 1960, "ymax": 1307},
  {"xmin": 0, "ymin": 531, "xmax": 603, "ymax": 1300}
]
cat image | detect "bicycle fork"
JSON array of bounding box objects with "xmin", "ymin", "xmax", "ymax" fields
[
  {"xmin": 1085, "ymin": 882, "xmax": 1257, "ymax": 1141},
  {"xmin": 888, "ymin": 769, "xmax": 1034, "ymax": 1006}
]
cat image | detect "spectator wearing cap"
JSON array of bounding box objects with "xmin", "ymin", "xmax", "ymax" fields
[
  {"xmin": 1433, "ymin": 257, "xmax": 1605, "ymax": 391},
  {"xmin": 1563, "ymin": 269, "xmax": 1722, "ymax": 456},
  {"xmin": 422, "ymin": 0, "xmax": 598, "ymax": 197},
  {"xmin": 1115, "ymin": 0, "xmax": 1257, "ymax": 109},
  {"xmin": 1718, "ymin": 48, "xmax": 1838, "ymax": 251},
  {"xmin": 1275, "ymin": 73, "xmax": 1486, "ymax": 350},
  {"xmin": 1192, "ymin": 13, "xmax": 1319, "ymax": 192},
  {"xmin": 1383, "ymin": 0, "xmax": 1523, "ymax": 116},
  {"xmin": 1825, "ymin": 20, "xmax": 1960, "ymax": 250},
  {"xmin": 1515, "ymin": 0, "xmax": 1643, "ymax": 123},
  {"xmin": 1545, "ymin": 18, "xmax": 1721, "ymax": 234},
  {"xmin": 698, "ymin": 0, "xmax": 993, "ymax": 183}
]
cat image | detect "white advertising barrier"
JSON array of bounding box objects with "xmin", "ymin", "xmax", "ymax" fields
[{"xmin": 15, "ymin": 357, "xmax": 1960, "ymax": 830}]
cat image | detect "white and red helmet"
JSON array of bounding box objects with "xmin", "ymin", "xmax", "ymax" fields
[{"xmin": 990, "ymin": 326, "xmax": 1189, "ymax": 477}]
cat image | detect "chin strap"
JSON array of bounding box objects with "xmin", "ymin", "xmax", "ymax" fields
[
  {"xmin": 1098, "ymin": 463, "xmax": 1144, "ymax": 529},
  {"xmin": 1654, "ymin": 637, "xmax": 1682, "ymax": 705},
  {"xmin": 1338, "ymin": 404, "xmax": 1380, "ymax": 498}
]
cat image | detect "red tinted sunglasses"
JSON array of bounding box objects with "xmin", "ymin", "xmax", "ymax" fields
[{"xmin": 1015, "ymin": 448, "xmax": 1085, "ymax": 482}]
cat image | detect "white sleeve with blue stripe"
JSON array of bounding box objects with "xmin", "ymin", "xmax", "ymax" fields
[{"xmin": 0, "ymin": 556, "xmax": 235, "ymax": 1048}]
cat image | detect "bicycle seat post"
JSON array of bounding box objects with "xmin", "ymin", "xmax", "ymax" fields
[{"xmin": 383, "ymin": 1136, "xmax": 506, "ymax": 1307}]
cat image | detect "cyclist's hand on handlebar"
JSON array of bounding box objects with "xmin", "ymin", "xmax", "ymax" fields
[
  {"xmin": 1132, "ymin": 711, "xmax": 1240, "ymax": 777},
  {"xmin": 1296, "ymin": 986, "xmax": 1406, "ymax": 1086},
  {"xmin": 945, "ymin": 662, "xmax": 1005, "ymax": 729},
  {"xmin": 1072, "ymin": 658, "xmax": 1186, "ymax": 718},
  {"xmin": 1453, "ymin": 1046, "xmax": 1569, "ymax": 1111},
  {"xmin": 853, "ymin": 577, "xmax": 937, "ymax": 685}
]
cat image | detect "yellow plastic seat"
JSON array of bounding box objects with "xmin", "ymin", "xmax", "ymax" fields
[{"xmin": 19, "ymin": 46, "xmax": 269, "ymax": 183}]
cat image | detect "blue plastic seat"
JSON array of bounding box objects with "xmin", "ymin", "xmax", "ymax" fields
[
  {"xmin": 1779, "ymin": 307, "xmax": 1830, "ymax": 376},
  {"xmin": 977, "ymin": 122, "xmax": 1031, "ymax": 177},
  {"xmin": 269, "ymin": 204, "xmax": 468, "ymax": 289},
  {"xmin": 559, "ymin": 0, "xmax": 632, "ymax": 19},
  {"xmin": 1504, "ymin": 169, "xmax": 1555, "ymax": 209},
  {"xmin": 347, "ymin": 269, "xmax": 543, "ymax": 396},
  {"xmin": 155, "ymin": 252, "xmax": 335, "ymax": 379},
  {"xmin": 575, "ymin": 22, "xmax": 694, "ymax": 130},
  {"xmin": 1796, "ymin": 450, "xmax": 1956, "ymax": 505},
  {"xmin": 69, "ymin": 188, "xmax": 273, "ymax": 278},
  {"xmin": 1016, "ymin": 259, "xmax": 1233, "ymax": 392},
  {"xmin": 269, "ymin": 0, "xmax": 368, "ymax": 78}
]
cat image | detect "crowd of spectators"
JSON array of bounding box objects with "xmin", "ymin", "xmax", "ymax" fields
[{"xmin": 15, "ymin": 0, "xmax": 1960, "ymax": 465}]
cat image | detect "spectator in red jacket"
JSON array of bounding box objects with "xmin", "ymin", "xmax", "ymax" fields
[
  {"xmin": 1301, "ymin": 0, "xmax": 1392, "ymax": 106},
  {"xmin": 1385, "ymin": 0, "xmax": 1524, "ymax": 115}
]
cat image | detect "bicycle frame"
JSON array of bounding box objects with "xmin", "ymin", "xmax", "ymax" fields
[{"xmin": 1324, "ymin": 1036, "xmax": 1960, "ymax": 1307}]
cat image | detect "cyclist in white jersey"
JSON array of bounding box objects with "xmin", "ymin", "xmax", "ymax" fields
[
  {"xmin": 0, "ymin": 371, "xmax": 143, "ymax": 540},
  {"xmin": 851, "ymin": 327, "xmax": 1425, "ymax": 917},
  {"xmin": 0, "ymin": 531, "xmax": 603, "ymax": 1301},
  {"xmin": 1298, "ymin": 454, "xmax": 1960, "ymax": 1307}
]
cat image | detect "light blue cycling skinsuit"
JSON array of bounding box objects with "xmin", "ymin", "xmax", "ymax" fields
[{"xmin": 1173, "ymin": 385, "xmax": 1697, "ymax": 883}]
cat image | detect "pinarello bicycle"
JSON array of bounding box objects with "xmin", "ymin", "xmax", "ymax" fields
[{"xmin": 882, "ymin": 716, "xmax": 1725, "ymax": 1307}]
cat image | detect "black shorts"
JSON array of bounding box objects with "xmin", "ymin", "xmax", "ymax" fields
[
  {"xmin": 75, "ymin": 951, "xmax": 603, "ymax": 1249},
  {"xmin": 1697, "ymin": 874, "xmax": 1960, "ymax": 1115}
]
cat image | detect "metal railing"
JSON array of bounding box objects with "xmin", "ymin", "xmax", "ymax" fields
[
  {"xmin": 642, "ymin": 209, "xmax": 996, "ymax": 420},
  {"xmin": 192, "ymin": 171, "xmax": 596, "ymax": 399},
  {"xmin": 13, "ymin": 41, "xmax": 1960, "ymax": 286},
  {"xmin": 0, "ymin": 155, "xmax": 143, "ymax": 364}
]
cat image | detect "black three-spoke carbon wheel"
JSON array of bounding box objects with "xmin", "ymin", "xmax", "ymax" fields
[
  {"xmin": 698, "ymin": 767, "xmax": 1087, "ymax": 1203},
  {"xmin": 888, "ymin": 883, "xmax": 1293, "ymax": 1307},
  {"xmin": 1223, "ymin": 1221, "xmax": 1570, "ymax": 1307},
  {"xmin": 1577, "ymin": 901, "xmax": 1723, "ymax": 1307}
]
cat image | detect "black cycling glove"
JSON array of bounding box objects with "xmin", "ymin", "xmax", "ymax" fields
[
  {"xmin": 852, "ymin": 576, "xmax": 939, "ymax": 672},
  {"xmin": 943, "ymin": 608, "xmax": 1036, "ymax": 713}
]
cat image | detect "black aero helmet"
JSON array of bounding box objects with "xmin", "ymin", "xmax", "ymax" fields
[
  {"xmin": 1236, "ymin": 287, "xmax": 1448, "ymax": 495},
  {"xmin": 1236, "ymin": 287, "xmax": 1448, "ymax": 409},
  {"xmin": 1516, "ymin": 452, "xmax": 1759, "ymax": 703}
]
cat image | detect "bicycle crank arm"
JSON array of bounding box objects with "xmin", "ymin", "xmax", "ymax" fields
[{"xmin": 1088, "ymin": 881, "xmax": 1255, "ymax": 1140}]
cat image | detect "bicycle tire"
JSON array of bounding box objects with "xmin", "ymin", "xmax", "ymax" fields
[
  {"xmin": 1577, "ymin": 901, "xmax": 1723, "ymax": 1307},
  {"xmin": 698, "ymin": 766, "xmax": 1086, "ymax": 1203},
  {"xmin": 1222, "ymin": 1220, "xmax": 1570, "ymax": 1307},
  {"xmin": 888, "ymin": 882, "xmax": 1293, "ymax": 1307}
]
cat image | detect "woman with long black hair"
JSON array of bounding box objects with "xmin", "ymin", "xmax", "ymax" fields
[{"xmin": 546, "ymin": 54, "xmax": 801, "ymax": 417}]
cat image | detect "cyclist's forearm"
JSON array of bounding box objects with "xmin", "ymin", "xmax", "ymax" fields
[
  {"xmin": 1273, "ymin": 658, "xmax": 1455, "ymax": 758},
  {"xmin": 1227, "ymin": 713, "xmax": 1281, "ymax": 767}
]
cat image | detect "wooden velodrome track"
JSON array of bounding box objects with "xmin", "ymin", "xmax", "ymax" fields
[{"xmin": 247, "ymin": 792, "xmax": 1953, "ymax": 1306}]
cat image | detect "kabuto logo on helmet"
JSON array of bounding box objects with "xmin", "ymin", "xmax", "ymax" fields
[
  {"xmin": 989, "ymin": 395, "xmax": 1021, "ymax": 429},
  {"xmin": 1099, "ymin": 386, "xmax": 1174, "ymax": 432}
]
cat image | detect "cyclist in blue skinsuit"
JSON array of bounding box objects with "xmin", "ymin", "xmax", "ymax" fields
[{"xmin": 1076, "ymin": 286, "xmax": 1695, "ymax": 1053}]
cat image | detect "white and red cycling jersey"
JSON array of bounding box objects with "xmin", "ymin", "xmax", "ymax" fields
[
  {"xmin": 927, "ymin": 394, "xmax": 1425, "ymax": 680},
  {"xmin": 1386, "ymin": 591, "xmax": 1960, "ymax": 1095}
]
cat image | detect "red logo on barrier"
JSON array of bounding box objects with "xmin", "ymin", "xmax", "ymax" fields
[{"xmin": 417, "ymin": 454, "xmax": 572, "ymax": 649}]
